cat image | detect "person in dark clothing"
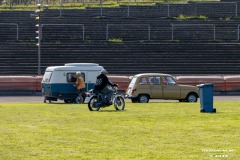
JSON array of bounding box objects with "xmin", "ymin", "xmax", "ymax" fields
[{"xmin": 94, "ymin": 69, "xmax": 117, "ymax": 105}]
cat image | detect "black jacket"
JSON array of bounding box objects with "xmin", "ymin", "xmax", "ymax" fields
[{"xmin": 94, "ymin": 74, "xmax": 113, "ymax": 91}]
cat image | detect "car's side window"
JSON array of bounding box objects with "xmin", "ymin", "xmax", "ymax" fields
[
  {"xmin": 139, "ymin": 77, "xmax": 148, "ymax": 85},
  {"xmin": 149, "ymin": 76, "xmax": 161, "ymax": 85},
  {"xmin": 163, "ymin": 76, "xmax": 176, "ymax": 85}
]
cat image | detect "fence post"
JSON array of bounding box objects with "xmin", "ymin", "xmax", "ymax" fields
[
  {"xmin": 194, "ymin": 3, "xmax": 197, "ymax": 17},
  {"xmin": 60, "ymin": 0, "xmax": 63, "ymax": 17},
  {"xmin": 237, "ymin": 25, "xmax": 239, "ymax": 41},
  {"xmin": 100, "ymin": 0, "xmax": 103, "ymax": 17},
  {"xmin": 83, "ymin": 25, "xmax": 85, "ymax": 40},
  {"xmin": 167, "ymin": 4, "xmax": 170, "ymax": 18},
  {"xmin": 16, "ymin": 24, "xmax": 18, "ymax": 40},
  {"xmin": 127, "ymin": 3, "xmax": 130, "ymax": 17},
  {"xmin": 235, "ymin": 2, "xmax": 238, "ymax": 17},
  {"xmin": 106, "ymin": 24, "xmax": 109, "ymax": 40},
  {"xmin": 213, "ymin": 25, "xmax": 215, "ymax": 41},
  {"xmin": 148, "ymin": 25, "xmax": 151, "ymax": 41},
  {"xmin": 9, "ymin": 0, "xmax": 12, "ymax": 8}
]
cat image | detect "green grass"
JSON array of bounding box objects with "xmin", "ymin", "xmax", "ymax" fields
[
  {"xmin": 0, "ymin": 101, "xmax": 239, "ymax": 159},
  {"xmin": 108, "ymin": 38, "xmax": 123, "ymax": 43},
  {"xmin": 176, "ymin": 14, "xmax": 207, "ymax": 20},
  {"xmin": 0, "ymin": 0, "xmax": 220, "ymax": 11}
]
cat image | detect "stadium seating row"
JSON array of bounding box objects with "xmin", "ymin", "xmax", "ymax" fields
[{"xmin": 1, "ymin": 5, "xmax": 240, "ymax": 76}]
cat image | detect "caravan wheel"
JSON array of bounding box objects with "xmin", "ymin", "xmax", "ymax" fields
[
  {"xmin": 64, "ymin": 99, "xmax": 72, "ymax": 103},
  {"xmin": 75, "ymin": 96, "xmax": 81, "ymax": 104}
]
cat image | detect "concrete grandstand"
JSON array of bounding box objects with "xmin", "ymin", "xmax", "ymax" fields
[{"xmin": 0, "ymin": 1, "xmax": 240, "ymax": 94}]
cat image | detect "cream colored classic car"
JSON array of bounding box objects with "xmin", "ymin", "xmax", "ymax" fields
[{"xmin": 125, "ymin": 73, "xmax": 199, "ymax": 103}]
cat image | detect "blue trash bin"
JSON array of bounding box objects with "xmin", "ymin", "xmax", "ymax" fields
[{"xmin": 197, "ymin": 83, "xmax": 216, "ymax": 113}]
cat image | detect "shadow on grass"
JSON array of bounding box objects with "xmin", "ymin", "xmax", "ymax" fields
[
  {"xmin": 98, "ymin": 110, "xmax": 126, "ymax": 112},
  {"xmin": 45, "ymin": 102, "xmax": 87, "ymax": 105},
  {"xmin": 141, "ymin": 102, "xmax": 182, "ymax": 104}
]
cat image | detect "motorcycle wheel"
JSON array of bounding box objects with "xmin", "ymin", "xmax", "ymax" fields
[
  {"xmin": 114, "ymin": 96, "xmax": 125, "ymax": 111},
  {"xmin": 88, "ymin": 96, "xmax": 100, "ymax": 111}
]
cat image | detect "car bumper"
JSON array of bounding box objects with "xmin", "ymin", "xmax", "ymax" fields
[{"xmin": 125, "ymin": 95, "xmax": 137, "ymax": 99}]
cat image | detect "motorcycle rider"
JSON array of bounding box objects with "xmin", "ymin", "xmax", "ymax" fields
[{"xmin": 94, "ymin": 69, "xmax": 117, "ymax": 105}]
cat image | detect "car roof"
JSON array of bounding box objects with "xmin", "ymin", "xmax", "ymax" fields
[{"xmin": 134, "ymin": 73, "xmax": 172, "ymax": 77}]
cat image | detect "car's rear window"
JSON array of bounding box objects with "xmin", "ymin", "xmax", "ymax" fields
[
  {"xmin": 130, "ymin": 77, "xmax": 137, "ymax": 84},
  {"xmin": 139, "ymin": 77, "xmax": 148, "ymax": 84}
]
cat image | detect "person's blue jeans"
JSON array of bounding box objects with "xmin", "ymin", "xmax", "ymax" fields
[{"xmin": 100, "ymin": 86, "xmax": 114, "ymax": 102}]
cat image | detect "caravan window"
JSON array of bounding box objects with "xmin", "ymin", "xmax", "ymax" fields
[
  {"xmin": 42, "ymin": 71, "xmax": 52, "ymax": 82},
  {"xmin": 67, "ymin": 72, "xmax": 85, "ymax": 83}
]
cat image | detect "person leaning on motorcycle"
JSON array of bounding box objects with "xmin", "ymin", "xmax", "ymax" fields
[{"xmin": 94, "ymin": 69, "xmax": 117, "ymax": 105}]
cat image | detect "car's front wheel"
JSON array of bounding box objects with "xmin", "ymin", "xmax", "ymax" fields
[
  {"xmin": 138, "ymin": 94, "xmax": 149, "ymax": 103},
  {"xmin": 186, "ymin": 93, "xmax": 198, "ymax": 102}
]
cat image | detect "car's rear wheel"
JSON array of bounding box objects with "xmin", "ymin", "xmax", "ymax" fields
[
  {"xmin": 186, "ymin": 93, "xmax": 198, "ymax": 102},
  {"xmin": 131, "ymin": 98, "xmax": 138, "ymax": 103},
  {"xmin": 138, "ymin": 94, "xmax": 149, "ymax": 103},
  {"xmin": 179, "ymin": 99, "xmax": 186, "ymax": 102}
]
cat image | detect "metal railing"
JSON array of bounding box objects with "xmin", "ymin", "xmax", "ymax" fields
[
  {"xmin": 195, "ymin": 2, "xmax": 238, "ymax": 18},
  {"xmin": 41, "ymin": 24, "xmax": 85, "ymax": 40},
  {"xmin": 171, "ymin": 24, "xmax": 216, "ymax": 41},
  {"xmin": 0, "ymin": 23, "xmax": 19, "ymax": 40},
  {"xmin": 2, "ymin": 1, "xmax": 239, "ymax": 18},
  {"xmin": 3, "ymin": 23, "xmax": 240, "ymax": 42},
  {"xmin": 1, "ymin": 0, "xmax": 163, "ymax": 7},
  {"xmin": 106, "ymin": 24, "xmax": 151, "ymax": 41}
]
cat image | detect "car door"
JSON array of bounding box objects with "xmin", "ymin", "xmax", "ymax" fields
[
  {"xmin": 162, "ymin": 76, "xmax": 180, "ymax": 99},
  {"xmin": 136, "ymin": 76, "xmax": 151, "ymax": 95},
  {"xmin": 149, "ymin": 76, "xmax": 163, "ymax": 98}
]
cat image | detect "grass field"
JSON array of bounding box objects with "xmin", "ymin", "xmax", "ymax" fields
[{"xmin": 0, "ymin": 101, "xmax": 239, "ymax": 159}]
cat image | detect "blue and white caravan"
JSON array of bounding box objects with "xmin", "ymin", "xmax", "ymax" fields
[{"xmin": 41, "ymin": 63, "xmax": 104, "ymax": 103}]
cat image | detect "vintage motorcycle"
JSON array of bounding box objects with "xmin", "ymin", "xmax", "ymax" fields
[{"xmin": 88, "ymin": 86, "xmax": 125, "ymax": 111}]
